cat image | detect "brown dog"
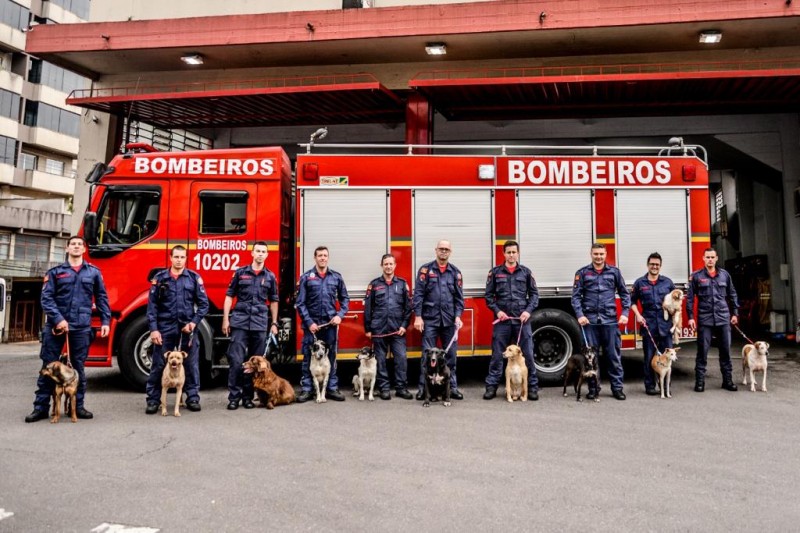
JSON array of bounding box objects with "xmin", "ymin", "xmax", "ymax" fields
[
  {"xmin": 503, "ymin": 344, "xmax": 528, "ymax": 402},
  {"xmin": 662, "ymin": 289, "xmax": 685, "ymax": 345},
  {"xmin": 742, "ymin": 341, "xmax": 769, "ymax": 392},
  {"xmin": 243, "ymin": 355, "xmax": 295, "ymax": 409},
  {"xmin": 161, "ymin": 350, "xmax": 187, "ymax": 417},
  {"xmin": 40, "ymin": 361, "xmax": 78, "ymax": 423},
  {"xmin": 650, "ymin": 347, "xmax": 679, "ymax": 399}
]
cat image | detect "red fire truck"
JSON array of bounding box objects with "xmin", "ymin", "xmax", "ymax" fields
[{"xmin": 78, "ymin": 141, "xmax": 709, "ymax": 389}]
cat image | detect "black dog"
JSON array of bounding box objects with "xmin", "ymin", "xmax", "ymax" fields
[
  {"xmin": 562, "ymin": 346, "xmax": 599, "ymax": 402},
  {"xmin": 422, "ymin": 348, "xmax": 451, "ymax": 407}
]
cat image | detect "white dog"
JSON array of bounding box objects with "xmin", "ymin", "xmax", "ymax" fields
[
  {"xmin": 351, "ymin": 347, "xmax": 377, "ymax": 401},
  {"xmin": 309, "ymin": 339, "xmax": 331, "ymax": 403},
  {"xmin": 742, "ymin": 341, "xmax": 769, "ymax": 392},
  {"xmin": 662, "ymin": 289, "xmax": 685, "ymax": 345}
]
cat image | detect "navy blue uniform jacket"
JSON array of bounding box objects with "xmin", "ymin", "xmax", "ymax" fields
[
  {"xmin": 147, "ymin": 269, "xmax": 209, "ymax": 332},
  {"xmin": 412, "ymin": 261, "xmax": 464, "ymax": 327},
  {"xmin": 41, "ymin": 262, "xmax": 111, "ymax": 330},
  {"xmin": 225, "ymin": 265, "xmax": 278, "ymax": 331},
  {"xmin": 364, "ymin": 276, "xmax": 412, "ymax": 334},
  {"xmin": 686, "ymin": 268, "xmax": 739, "ymax": 327},
  {"xmin": 571, "ymin": 264, "xmax": 631, "ymax": 325},
  {"xmin": 630, "ymin": 274, "xmax": 676, "ymax": 337},
  {"xmin": 485, "ymin": 264, "xmax": 539, "ymax": 318},
  {"xmin": 295, "ymin": 268, "xmax": 350, "ymax": 328}
]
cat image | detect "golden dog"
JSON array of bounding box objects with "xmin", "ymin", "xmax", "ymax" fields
[
  {"xmin": 161, "ymin": 350, "xmax": 187, "ymax": 417},
  {"xmin": 650, "ymin": 347, "xmax": 679, "ymax": 399},
  {"xmin": 742, "ymin": 341, "xmax": 769, "ymax": 392},
  {"xmin": 662, "ymin": 289, "xmax": 685, "ymax": 345},
  {"xmin": 243, "ymin": 355, "xmax": 296, "ymax": 409},
  {"xmin": 504, "ymin": 344, "xmax": 528, "ymax": 402},
  {"xmin": 40, "ymin": 361, "xmax": 78, "ymax": 423}
]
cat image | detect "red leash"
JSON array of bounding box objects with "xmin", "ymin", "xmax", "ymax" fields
[
  {"xmin": 733, "ymin": 323, "xmax": 756, "ymax": 345},
  {"xmin": 52, "ymin": 328, "xmax": 73, "ymax": 368},
  {"xmin": 491, "ymin": 316, "xmax": 525, "ymax": 345},
  {"xmin": 640, "ymin": 322, "xmax": 663, "ymax": 356}
]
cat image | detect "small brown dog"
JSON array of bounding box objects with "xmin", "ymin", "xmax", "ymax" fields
[
  {"xmin": 243, "ymin": 355, "xmax": 295, "ymax": 409},
  {"xmin": 40, "ymin": 361, "xmax": 78, "ymax": 423},
  {"xmin": 503, "ymin": 344, "xmax": 528, "ymax": 402},
  {"xmin": 662, "ymin": 289, "xmax": 685, "ymax": 345},
  {"xmin": 742, "ymin": 341, "xmax": 769, "ymax": 392},
  {"xmin": 161, "ymin": 350, "xmax": 187, "ymax": 417},
  {"xmin": 650, "ymin": 347, "xmax": 679, "ymax": 399}
]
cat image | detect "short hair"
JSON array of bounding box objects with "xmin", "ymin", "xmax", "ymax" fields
[
  {"xmin": 503, "ymin": 240, "xmax": 519, "ymax": 252},
  {"xmin": 252, "ymin": 241, "xmax": 268, "ymax": 250},
  {"xmin": 67, "ymin": 235, "xmax": 86, "ymax": 246},
  {"xmin": 703, "ymin": 247, "xmax": 717, "ymax": 255},
  {"xmin": 647, "ymin": 252, "xmax": 662, "ymax": 264},
  {"xmin": 380, "ymin": 253, "xmax": 395, "ymax": 264},
  {"xmin": 314, "ymin": 246, "xmax": 328, "ymax": 257},
  {"xmin": 591, "ymin": 242, "xmax": 606, "ymax": 250},
  {"xmin": 170, "ymin": 245, "xmax": 187, "ymax": 256}
]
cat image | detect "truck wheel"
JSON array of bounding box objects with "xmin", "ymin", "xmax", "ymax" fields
[
  {"xmin": 118, "ymin": 315, "xmax": 152, "ymax": 391},
  {"xmin": 530, "ymin": 309, "xmax": 582, "ymax": 383}
]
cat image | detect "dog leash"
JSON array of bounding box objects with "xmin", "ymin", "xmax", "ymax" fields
[
  {"xmin": 311, "ymin": 319, "xmax": 335, "ymax": 341},
  {"xmin": 580, "ymin": 325, "xmax": 590, "ymax": 348},
  {"xmin": 733, "ymin": 323, "xmax": 756, "ymax": 345},
  {"xmin": 491, "ymin": 316, "xmax": 526, "ymax": 345},
  {"xmin": 263, "ymin": 332, "xmax": 279, "ymax": 357},
  {"xmin": 371, "ymin": 330, "xmax": 401, "ymax": 339},
  {"xmin": 640, "ymin": 322, "xmax": 663, "ymax": 356},
  {"xmin": 51, "ymin": 328, "xmax": 73, "ymax": 368},
  {"xmin": 443, "ymin": 325, "xmax": 460, "ymax": 353}
]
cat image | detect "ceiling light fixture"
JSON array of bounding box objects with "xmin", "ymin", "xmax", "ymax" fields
[
  {"xmin": 425, "ymin": 43, "xmax": 447, "ymax": 56},
  {"xmin": 181, "ymin": 53, "xmax": 204, "ymax": 65},
  {"xmin": 698, "ymin": 30, "xmax": 722, "ymax": 44}
]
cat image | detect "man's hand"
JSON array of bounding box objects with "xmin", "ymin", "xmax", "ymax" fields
[
  {"xmin": 222, "ymin": 317, "xmax": 230, "ymax": 336},
  {"xmin": 398, "ymin": 327, "xmax": 407, "ymax": 336},
  {"xmin": 731, "ymin": 316, "xmax": 739, "ymax": 326},
  {"xmin": 150, "ymin": 330, "xmax": 162, "ymax": 346},
  {"xmin": 181, "ymin": 322, "xmax": 196, "ymax": 334},
  {"xmin": 100, "ymin": 325, "xmax": 110, "ymax": 338},
  {"xmin": 310, "ymin": 323, "xmax": 319, "ymax": 334},
  {"xmin": 365, "ymin": 332, "xmax": 372, "ymax": 340},
  {"xmin": 578, "ymin": 316, "xmax": 590, "ymax": 326},
  {"xmin": 688, "ymin": 319, "xmax": 696, "ymax": 330},
  {"xmin": 635, "ymin": 314, "xmax": 646, "ymax": 326},
  {"xmin": 331, "ymin": 315, "xmax": 342, "ymax": 326},
  {"xmin": 520, "ymin": 311, "xmax": 531, "ymax": 323},
  {"xmin": 455, "ymin": 317, "xmax": 463, "ymax": 329},
  {"xmin": 54, "ymin": 320, "xmax": 69, "ymax": 333},
  {"xmin": 414, "ymin": 317, "xmax": 424, "ymax": 332},
  {"xmin": 496, "ymin": 311, "xmax": 509, "ymax": 321},
  {"xmin": 618, "ymin": 315, "xmax": 629, "ymax": 326}
]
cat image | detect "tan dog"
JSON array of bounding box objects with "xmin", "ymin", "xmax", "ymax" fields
[
  {"xmin": 243, "ymin": 355, "xmax": 296, "ymax": 409},
  {"xmin": 504, "ymin": 344, "xmax": 528, "ymax": 402},
  {"xmin": 742, "ymin": 341, "xmax": 769, "ymax": 392},
  {"xmin": 161, "ymin": 350, "xmax": 187, "ymax": 417},
  {"xmin": 662, "ymin": 289, "xmax": 685, "ymax": 345},
  {"xmin": 650, "ymin": 347, "xmax": 679, "ymax": 399},
  {"xmin": 40, "ymin": 361, "xmax": 78, "ymax": 423}
]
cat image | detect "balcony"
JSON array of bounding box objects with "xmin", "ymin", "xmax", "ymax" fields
[
  {"xmin": 17, "ymin": 125, "xmax": 79, "ymax": 156},
  {"xmin": 23, "ymin": 168, "xmax": 75, "ymax": 196},
  {"xmin": 0, "ymin": 22, "xmax": 26, "ymax": 53}
]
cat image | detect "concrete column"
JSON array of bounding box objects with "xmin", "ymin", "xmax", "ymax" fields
[
  {"xmin": 71, "ymin": 111, "xmax": 119, "ymax": 233},
  {"xmin": 779, "ymin": 115, "xmax": 800, "ymax": 328}
]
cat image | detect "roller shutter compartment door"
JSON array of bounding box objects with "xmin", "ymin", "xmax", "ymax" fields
[
  {"xmin": 518, "ymin": 190, "xmax": 594, "ymax": 289},
  {"xmin": 302, "ymin": 189, "xmax": 388, "ymax": 296},
  {"xmin": 616, "ymin": 189, "xmax": 689, "ymax": 285},
  {"xmin": 413, "ymin": 189, "xmax": 492, "ymax": 292}
]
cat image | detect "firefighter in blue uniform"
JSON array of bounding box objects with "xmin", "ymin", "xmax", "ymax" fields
[
  {"xmin": 364, "ymin": 254, "xmax": 413, "ymax": 400},
  {"xmin": 571, "ymin": 242, "xmax": 631, "ymax": 401},
  {"xmin": 144, "ymin": 245, "xmax": 209, "ymax": 414},
  {"xmin": 686, "ymin": 247, "xmax": 740, "ymax": 392},
  {"xmin": 483, "ymin": 240, "xmax": 540, "ymax": 401},
  {"xmin": 25, "ymin": 236, "xmax": 111, "ymax": 423},
  {"xmin": 630, "ymin": 252, "xmax": 676, "ymax": 395},
  {"xmin": 295, "ymin": 245, "xmax": 350, "ymax": 403},
  {"xmin": 413, "ymin": 240, "xmax": 465, "ymax": 400},
  {"xmin": 222, "ymin": 241, "xmax": 279, "ymax": 410}
]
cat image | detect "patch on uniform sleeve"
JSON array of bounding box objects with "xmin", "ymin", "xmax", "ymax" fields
[
  {"xmin": 420, "ymin": 267, "xmax": 428, "ymax": 275},
  {"xmin": 487, "ymin": 270, "xmax": 493, "ymax": 279},
  {"xmin": 366, "ymin": 283, "xmax": 372, "ymax": 296},
  {"xmin": 196, "ymin": 276, "xmax": 204, "ymax": 285},
  {"xmin": 43, "ymin": 274, "xmax": 49, "ymax": 283},
  {"xmin": 150, "ymin": 277, "xmax": 157, "ymax": 285},
  {"xmin": 457, "ymin": 272, "xmax": 463, "ymax": 287},
  {"xmin": 575, "ymin": 274, "xmax": 580, "ymax": 281}
]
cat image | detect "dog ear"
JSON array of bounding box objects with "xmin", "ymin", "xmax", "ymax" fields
[
  {"xmin": 258, "ymin": 358, "xmax": 268, "ymax": 372},
  {"xmin": 673, "ymin": 347, "xmax": 681, "ymax": 352}
]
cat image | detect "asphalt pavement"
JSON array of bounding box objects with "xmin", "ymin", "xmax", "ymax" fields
[{"xmin": 1, "ymin": 340, "xmax": 799, "ymax": 532}]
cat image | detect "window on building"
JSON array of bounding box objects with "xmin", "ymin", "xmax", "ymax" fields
[
  {"xmin": 19, "ymin": 152, "xmax": 36, "ymax": 170},
  {"xmin": 44, "ymin": 158, "xmax": 65, "ymax": 176},
  {"xmin": 0, "ymin": 135, "xmax": 16, "ymax": 166},
  {"xmin": 0, "ymin": 0, "xmax": 31, "ymax": 31},
  {"xmin": 14, "ymin": 234, "xmax": 50, "ymax": 262},
  {"xmin": 47, "ymin": 0, "xmax": 90, "ymax": 19},
  {"xmin": 198, "ymin": 191, "xmax": 247, "ymax": 235},
  {"xmin": 29, "ymin": 59, "xmax": 86, "ymax": 94},
  {"xmin": 0, "ymin": 89, "xmax": 21, "ymax": 121},
  {"xmin": 94, "ymin": 187, "xmax": 162, "ymax": 246},
  {"xmin": 23, "ymin": 101, "xmax": 80, "ymax": 137},
  {"xmin": 50, "ymin": 237, "xmax": 67, "ymax": 262},
  {"xmin": 0, "ymin": 233, "xmax": 10, "ymax": 260},
  {"xmin": 124, "ymin": 118, "xmax": 212, "ymax": 152}
]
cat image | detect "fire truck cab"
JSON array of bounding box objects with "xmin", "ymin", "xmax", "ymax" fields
[{"xmin": 79, "ymin": 142, "xmax": 709, "ymax": 389}]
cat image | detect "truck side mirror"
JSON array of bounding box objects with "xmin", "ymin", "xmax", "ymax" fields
[{"xmin": 84, "ymin": 212, "xmax": 98, "ymax": 245}]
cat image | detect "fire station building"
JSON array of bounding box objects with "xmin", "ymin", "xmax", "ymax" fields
[{"xmin": 22, "ymin": 0, "xmax": 800, "ymax": 339}]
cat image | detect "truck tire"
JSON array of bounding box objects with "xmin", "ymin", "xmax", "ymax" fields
[
  {"xmin": 117, "ymin": 315, "xmax": 152, "ymax": 391},
  {"xmin": 530, "ymin": 309, "xmax": 582, "ymax": 383}
]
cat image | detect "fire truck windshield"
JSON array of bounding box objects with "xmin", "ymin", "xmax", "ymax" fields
[{"xmin": 92, "ymin": 187, "xmax": 161, "ymax": 248}]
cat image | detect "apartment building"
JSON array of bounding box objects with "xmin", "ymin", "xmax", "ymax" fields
[{"xmin": 0, "ymin": 0, "xmax": 88, "ymax": 341}]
